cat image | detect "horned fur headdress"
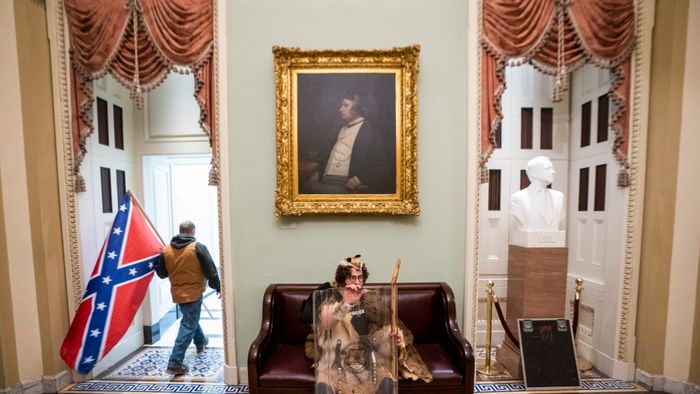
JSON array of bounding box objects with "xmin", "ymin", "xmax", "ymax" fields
[{"xmin": 338, "ymin": 254, "xmax": 363, "ymax": 271}]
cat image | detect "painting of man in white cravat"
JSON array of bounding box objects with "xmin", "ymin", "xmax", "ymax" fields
[
  {"xmin": 300, "ymin": 92, "xmax": 395, "ymax": 194},
  {"xmin": 510, "ymin": 156, "xmax": 565, "ymax": 232}
]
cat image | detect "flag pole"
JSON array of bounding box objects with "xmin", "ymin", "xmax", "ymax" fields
[{"xmin": 127, "ymin": 190, "xmax": 165, "ymax": 245}]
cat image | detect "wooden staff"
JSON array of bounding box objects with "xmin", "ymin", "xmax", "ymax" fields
[
  {"xmin": 390, "ymin": 259, "xmax": 401, "ymax": 333},
  {"xmin": 390, "ymin": 259, "xmax": 401, "ymax": 379}
]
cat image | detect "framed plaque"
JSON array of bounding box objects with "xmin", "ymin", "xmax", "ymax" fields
[{"xmin": 518, "ymin": 318, "xmax": 581, "ymax": 390}]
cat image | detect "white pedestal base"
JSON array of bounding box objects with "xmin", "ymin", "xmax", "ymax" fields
[{"xmin": 511, "ymin": 229, "xmax": 566, "ymax": 248}]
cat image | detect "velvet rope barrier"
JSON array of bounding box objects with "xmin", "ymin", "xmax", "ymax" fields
[{"xmin": 492, "ymin": 291, "xmax": 519, "ymax": 348}]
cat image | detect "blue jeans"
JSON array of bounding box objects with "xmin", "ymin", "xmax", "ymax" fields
[{"xmin": 168, "ymin": 296, "xmax": 206, "ymax": 369}]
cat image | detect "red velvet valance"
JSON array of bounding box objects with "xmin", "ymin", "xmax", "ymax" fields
[
  {"xmin": 64, "ymin": 0, "xmax": 217, "ymax": 191},
  {"xmin": 481, "ymin": 0, "xmax": 635, "ymax": 186}
]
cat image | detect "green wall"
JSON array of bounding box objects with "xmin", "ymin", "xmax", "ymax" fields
[{"xmin": 228, "ymin": 0, "xmax": 469, "ymax": 367}]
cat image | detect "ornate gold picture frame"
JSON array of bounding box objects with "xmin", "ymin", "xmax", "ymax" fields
[{"xmin": 273, "ymin": 46, "xmax": 420, "ymax": 216}]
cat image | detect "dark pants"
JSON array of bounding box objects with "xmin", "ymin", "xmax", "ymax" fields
[{"xmin": 167, "ymin": 296, "xmax": 207, "ymax": 369}]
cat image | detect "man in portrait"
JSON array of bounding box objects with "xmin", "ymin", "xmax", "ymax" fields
[{"xmin": 300, "ymin": 92, "xmax": 396, "ymax": 194}]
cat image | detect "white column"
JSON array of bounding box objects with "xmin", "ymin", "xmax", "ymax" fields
[{"xmin": 0, "ymin": 0, "xmax": 45, "ymax": 381}]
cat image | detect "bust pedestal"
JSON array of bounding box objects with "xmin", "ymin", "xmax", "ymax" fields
[{"xmin": 495, "ymin": 232, "xmax": 568, "ymax": 379}]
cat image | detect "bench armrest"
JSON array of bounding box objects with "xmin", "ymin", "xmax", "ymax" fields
[
  {"xmin": 437, "ymin": 282, "xmax": 475, "ymax": 389},
  {"xmin": 248, "ymin": 284, "xmax": 278, "ymax": 392}
]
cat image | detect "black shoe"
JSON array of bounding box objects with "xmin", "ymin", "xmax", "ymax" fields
[
  {"xmin": 196, "ymin": 337, "xmax": 209, "ymax": 355},
  {"xmin": 166, "ymin": 365, "xmax": 188, "ymax": 375}
]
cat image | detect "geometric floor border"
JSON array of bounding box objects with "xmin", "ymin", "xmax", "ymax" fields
[
  {"xmin": 61, "ymin": 380, "xmax": 248, "ymax": 393},
  {"xmin": 99, "ymin": 347, "xmax": 224, "ymax": 382},
  {"xmin": 61, "ymin": 378, "xmax": 644, "ymax": 393},
  {"xmin": 475, "ymin": 379, "xmax": 646, "ymax": 393}
]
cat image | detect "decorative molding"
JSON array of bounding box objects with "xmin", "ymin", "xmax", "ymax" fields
[
  {"xmin": 48, "ymin": 0, "xmax": 85, "ymax": 316},
  {"xmin": 144, "ymin": 129, "xmax": 208, "ymax": 143},
  {"xmin": 214, "ymin": 0, "xmax": 226, "ymax": 367},
  {"xmin": 467, "ymin": 0, "xmax": 484, "ymax": 346},
  {"xmin": 616, "ymin": 0, "xmax": 652, "ymax": 363},
  {"xmin": 213, "ymin": 0, "xmax": 238, "ymax": 381},
  {"xmin": 143, "ymin": 99, "xmax": 208, "ymax": 143}
]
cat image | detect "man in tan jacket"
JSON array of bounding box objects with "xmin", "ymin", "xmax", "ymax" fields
[{"xmin": 154, "ymin": 220, "xmax": 220, "ymax": 375}]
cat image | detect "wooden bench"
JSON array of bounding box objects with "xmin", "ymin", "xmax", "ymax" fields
[{"xmin": 248, "ymin": 282, "xmax": 475, "ymax": 393}]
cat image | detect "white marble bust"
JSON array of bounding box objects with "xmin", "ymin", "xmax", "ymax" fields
[{"xmin": 510, "ymin": 156, "xmax": 565, "ymax": 232}]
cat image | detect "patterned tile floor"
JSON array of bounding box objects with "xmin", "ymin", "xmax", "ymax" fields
[
  {"xmin": 63, "ymin": 342, "xmax": 646, "ymax": 392},
  {"xmin": 473, "ymin": 347, "xmax": 647, "ymax": 393},
  {"xmin": 62, "ymin": 381, "xmax": 248, "ymax": 393},
  {"xmin": 100, "ymin": 346, "xmax": 224, "ymax": 382},
  {"xmin": 156, "ymin": 293, "xmax": 224, "ymax": 350},
  {"xmin": 60, "ymin": 294, "xmax": 230, "ymax": 393}
]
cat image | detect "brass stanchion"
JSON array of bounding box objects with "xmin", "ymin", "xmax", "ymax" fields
[
  {"xmin": 574, "ymin": 278, "xmax": 592, "ymax": 371},
  {"xmin": 477, "ymin": 281, "xmax": 504, "ymax": 376}
]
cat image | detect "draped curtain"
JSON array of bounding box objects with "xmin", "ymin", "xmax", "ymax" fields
[
  {"xmin": 481, "ymin": 0, "xmax": 635, "ymax": 186},
  {"xmin": 64, "ymin": 0, "xmax": 217, "ymax": 191}
]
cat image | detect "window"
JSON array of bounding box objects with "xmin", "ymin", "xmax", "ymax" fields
[
  {"xmin": 114, "ymin": 105, "xmax": 124, "ymax": 150},
  {"xmin": 100, "ymin": 167, "xmax": 112, "ymax": 213},
  {"xmin": 495, "ymin": 123, "xmax": 502, "ymax": 149},
  {"xmin": 488, "ymin": 169, "xmax": 501, "ymax": 211},
  {"xmin": 521, "ymin": 107, "xmax": 533, "ymax": 149},
  {"xmin": 581, "ymin": 101, "xmax": 591, "ymax": 147},
  {"xmin": 597, "ymin": 94, "xmax": 609, "ymax": 143},
  {"xmin": 116, "ymin": 169, "xmax": 126, "ymax": 203},
  {"xmin": 594, "ymin": 164, "xmax": 607, "ymax": 211},
  {"xmin": 97, "ymin": 97, "xmax": 109, "ymax": 146},
  {"xmin": 578, "ymin": 167, "xmax": 589, "ymax": 211},
  {"xmin": 540, "ymin": 107, "xmax": 553, "ymax": 149}
]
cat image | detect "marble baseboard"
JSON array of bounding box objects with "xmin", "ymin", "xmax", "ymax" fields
[
  {"xmin": 636, "ymin": 368, "xmax": 700, "ymax": 394},
  {"xmin": 0, "ymin": 370, "xmax": 72, "ymax": 394}
]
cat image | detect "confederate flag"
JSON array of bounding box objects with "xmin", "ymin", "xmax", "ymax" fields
[{"xmin": 60, "ymin": 193, "xmax": 163, "ymax": 374}]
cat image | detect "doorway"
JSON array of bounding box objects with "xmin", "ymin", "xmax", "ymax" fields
[{"xmin": 139, "ymin": 154, "xmax": 224, "ymax": 381}]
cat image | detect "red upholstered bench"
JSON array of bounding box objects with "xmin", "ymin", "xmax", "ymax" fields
[{"xmin": 248, "ymin": 282, "xmax": 475, "ymax": 394}]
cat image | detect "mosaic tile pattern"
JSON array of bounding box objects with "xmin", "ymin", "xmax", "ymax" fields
[
  {"xmin": 65, "ymin": 345, "xmax": 642, "ymax": 393},
  {"xmin": 64, "ymin": 381, "xmax": 248, "ymax": 393},
  {"xmin": 581, "ymin": 379, "xmax": 642, "ymax": 390},
  {"xmin": 101, "ymin": 346, "xmax": 224, "ymax": 382},
  {"xmin": 65, "ymin": 379, "xmax": 642, "ymax": 394},
  {"xmin": 474, "ymin": 379, "xmax": 643, "ymax": 393}
]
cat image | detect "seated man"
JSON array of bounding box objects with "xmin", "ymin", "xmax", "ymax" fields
[{"xmin": 299, "ymin": 255, "xmax": 432, "ymax": 394}]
